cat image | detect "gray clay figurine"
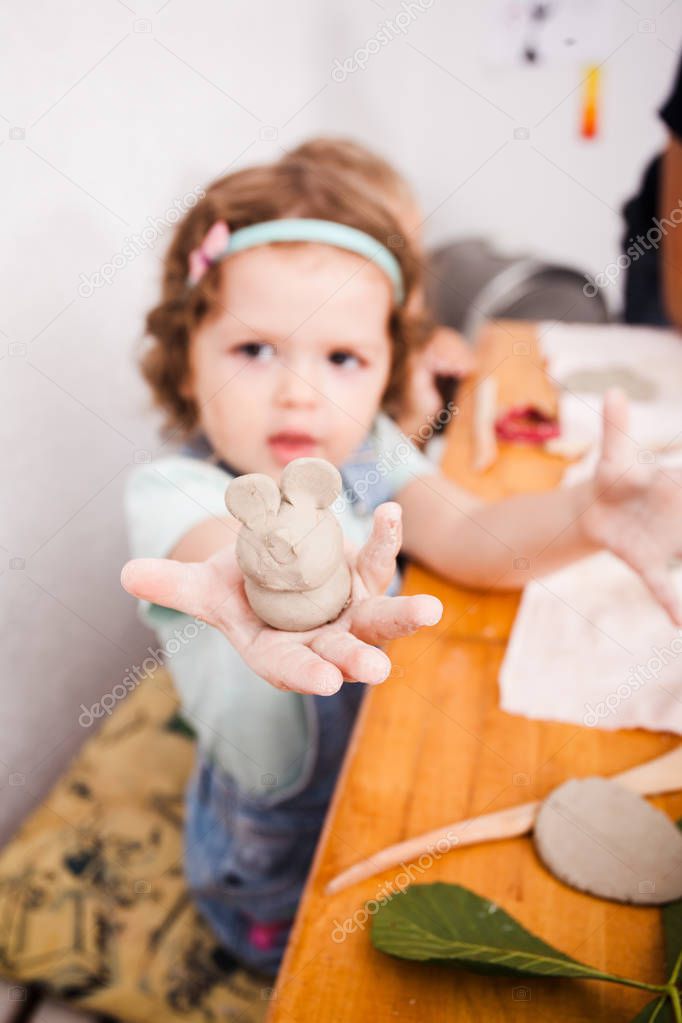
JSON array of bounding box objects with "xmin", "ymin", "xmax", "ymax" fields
[{"xmin": 225, "ymin": 457, "xmax": 352, "ymax": 632}]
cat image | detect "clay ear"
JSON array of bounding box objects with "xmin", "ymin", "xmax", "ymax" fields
[
  {"xmin": 225, "ymin": 473, "xmax": 281, "ymax": 527},
  {"xmin": 280, "ymin": 458, "xmax": 341, "ymax": 509}
]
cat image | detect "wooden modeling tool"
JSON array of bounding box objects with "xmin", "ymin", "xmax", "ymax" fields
[{"xmin": 326, "ymin": 745, "xmax": 682, "ymax": 895}]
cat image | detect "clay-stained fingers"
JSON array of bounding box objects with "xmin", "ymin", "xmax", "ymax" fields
[
  {"xmin": 355, "ymin": 502, "xmax": 403, "ymax": 596},
  {"xmin": 607, "ymin": 529, "xmax": 682, "ymax": 626},
  {"xmin": 599, "ymin": 388, "xmax": 639, "ymax": 485},
  {"xmin": 248, "ymin": 641, "xmax": 345, "ymax": 696},
  {"xmin": 309, "ymin": 631, "xmax": 391, "ymax": 685},
  {"xmin": 350, "ymin": 593, "xmax": 443, "ymax": 645}
]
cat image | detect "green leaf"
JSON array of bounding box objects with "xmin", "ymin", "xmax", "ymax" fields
[
  {"xmin": 629, "ymin": 996, "xmax": 671, "ymax": 1023},
  {"xmin": 663, "ymin": 820, "xmax": 682, "ymax": 979},
  {"xmin": 371, "ymin": 882, "xmax": 661, "ymax": 992},
  {"xmin": 637, "ymin": 817, "xmax": 682, "ymax": 1023}
]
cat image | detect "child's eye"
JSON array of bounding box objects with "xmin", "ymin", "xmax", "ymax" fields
[
  {"xmin": 328, "ymin": 350, "xmax": 361, "ymax": 369},
  {"xmin": 235, "ymin": 341, "xmax": 276, "ymax": 362}
]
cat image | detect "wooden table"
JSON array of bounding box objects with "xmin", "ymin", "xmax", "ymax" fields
[{"xmin": 268, "ymin": 321, "xmax": 682, "ymax": 1022}]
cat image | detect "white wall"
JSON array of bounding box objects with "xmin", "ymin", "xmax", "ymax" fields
[
  {"xmin": 2, "ymin": 0, "xmax": 681, "ymax": 843},
  {"xmin": 323, "ymin": 0, "xmax": 682, "ymax": 295}
]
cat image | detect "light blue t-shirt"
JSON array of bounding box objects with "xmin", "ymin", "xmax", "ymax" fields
[{"xmin": 124, "ymin": 412, "xmax": 436, "ymax": 799}]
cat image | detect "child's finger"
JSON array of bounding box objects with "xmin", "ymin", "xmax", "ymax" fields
[
  {"xmin": 355, "ymin": 502, "xmax": 402, "ymax": 596},
  {"xmin": 121, "ymin": 558, "xmax": 211, "ymax": 618},
  {"xmin": 122, "ymin": 556, "xmax": 263, "ymax": 650},
  {"xmin": 249, "ymin": 642, "xmax": 344, "ymax": 696},
  {"xmin": 309, "ymin": 631, "xmax": 391, "ymax": 685},
  {"xmin": 600, "ymin": 388, "xmax": 633, "ymax": 474},
  {"xmin": 350, "ymin": 593, "xmax": 443, "ymax": 644}
]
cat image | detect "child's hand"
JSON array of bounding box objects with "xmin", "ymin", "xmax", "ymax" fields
[
  {"xmin": 397, "ymin": 326, "xmax": 476, "ymax": 442},
  {"xmin": 581, "ymin": 388, "xmax": 682, "ymax": 624},
  {"xmin": 120, "ymin": 502, "xmax": 443, "ymax": 696}
]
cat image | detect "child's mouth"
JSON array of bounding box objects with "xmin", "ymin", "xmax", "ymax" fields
[{"xmin": 268, "ymin": 432, "xmax": 320, "ymax": 465}]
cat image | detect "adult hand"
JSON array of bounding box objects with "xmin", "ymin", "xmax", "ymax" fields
[{"xmin": 397, "ymin": 326, "xmax": 476, "ymax": 441}]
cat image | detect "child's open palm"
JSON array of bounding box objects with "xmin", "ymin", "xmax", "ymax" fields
[
  {"xmin": 121, "ymin": 502, "xmax": 443, "ymax": 696},
  {"xmin": 582, "ymin": 388, "xmax": 682, "ymax": 624}
]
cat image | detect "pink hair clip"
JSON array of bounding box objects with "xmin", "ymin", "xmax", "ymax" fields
[{"xmin": 187, "ymin": 220, "xmax": 230, "ymax": 285}]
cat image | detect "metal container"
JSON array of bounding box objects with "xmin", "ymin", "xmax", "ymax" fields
[{"xmin": 425, "ymin": 239, "xmax": 609, "ymax": 341}]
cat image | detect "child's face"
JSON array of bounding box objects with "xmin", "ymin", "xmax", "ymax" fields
[{"xmin": 184, "ymin": 243, "xmax": 393, "ymax": 479}]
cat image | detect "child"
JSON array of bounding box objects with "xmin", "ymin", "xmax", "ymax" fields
[{"xmin": 122, "ymin": 139, "xmax": 682, "ymax": 977}]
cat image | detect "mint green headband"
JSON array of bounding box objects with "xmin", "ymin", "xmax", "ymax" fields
[{"xmin": 186, "ymin": 217, "xmax": 405, "ymax": 304}]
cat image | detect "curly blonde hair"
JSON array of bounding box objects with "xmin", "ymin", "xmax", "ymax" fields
[{"xmin": 141, "ymin": 138, "xmax": 432, "ymax": 438}]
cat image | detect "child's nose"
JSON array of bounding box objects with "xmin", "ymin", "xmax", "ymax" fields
[{"xmin": 275, "ymin": 363, "xmax": 319, "ymax": 408}]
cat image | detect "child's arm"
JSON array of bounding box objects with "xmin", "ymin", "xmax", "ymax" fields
[
  {"xmin": 398, "ymin": 389, "xmax": 682, "ymax": 624},
  {"xmin": 400, "ymin": 473, "xmax": 598, "ymax": 586}
]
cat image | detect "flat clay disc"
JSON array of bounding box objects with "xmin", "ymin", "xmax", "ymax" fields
[
  {"xmin": 561, "ymin": 365, "xmax": 658, "ymax": 401},
  {"xmin": 533, "ymin": 777, "xmax": 682, "ymax": 905}
]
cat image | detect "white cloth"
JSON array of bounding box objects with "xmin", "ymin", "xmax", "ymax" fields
[{"xmin": 500, "ymin": 553, "xmax": 682, "ymax": 733}]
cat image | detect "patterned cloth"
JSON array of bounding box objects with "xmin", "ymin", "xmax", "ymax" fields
[{"xmin": 0, "ymin": 668, "xmax": 273, "ymax": 1022}]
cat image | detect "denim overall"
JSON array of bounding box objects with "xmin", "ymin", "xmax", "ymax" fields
[{"xmin": 181, "ymin": 436, "xmax": 396, "ymax": 975}]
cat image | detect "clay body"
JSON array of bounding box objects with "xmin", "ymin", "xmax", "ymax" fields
[
  {"xmin": 561, "ymin": 365, "xmax": 658, "ymax": 401},
  {"xmin": 533, "ymin": 776, "xmax": 682, "ymax": 904},
  {"xmin": 225, "ymin": 458, "xmax": 352, "ymax": 631}
]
